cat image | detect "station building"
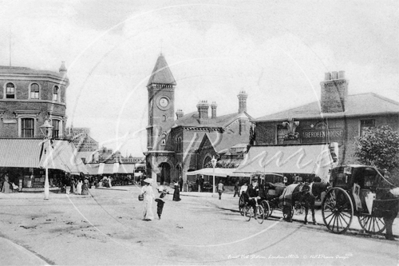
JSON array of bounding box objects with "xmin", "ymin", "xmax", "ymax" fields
[{"xmin": 145, "ymin": 54, "xmax": 252, "ymax": 186}]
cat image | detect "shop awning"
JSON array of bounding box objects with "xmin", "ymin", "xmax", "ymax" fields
[
  {"xmin": 0, "ymin": 139, "xmax": 88, "ymax": 174},
  {"xmin": 0, "ymin": 139, "xmax": 42, "ymax": 168},
  {"xmin": 39, "ymin": 140, "xmax": 89, "ymax": 174},
  {"xmin": 235, "ymin": 144, "xmax": 333, "ymax": 177},
  {"xmin": 118, "ymin": 164, "xmax": 135, "ymax": 174},
  {"xmin": 186, "ymin": 168, "xmax": 237, "ymax": 177}
]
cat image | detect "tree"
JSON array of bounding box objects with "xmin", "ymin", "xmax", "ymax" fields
[{"xmin": 355, "ymin": 125, "xmax": 399, "ymax": 171}]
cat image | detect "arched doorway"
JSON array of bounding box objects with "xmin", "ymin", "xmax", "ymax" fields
[{"xmin": 158, "ymin": 162, "xmax": 171, "ymax": 185}]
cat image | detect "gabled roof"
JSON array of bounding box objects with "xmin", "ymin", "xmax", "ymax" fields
[
  {"xmin": 147, "ymin": 54, "xmax": 176, "ymax": 86},
  {"xmin": 255, "ymin": 93, "xmax": 399, "ymax": 122}
]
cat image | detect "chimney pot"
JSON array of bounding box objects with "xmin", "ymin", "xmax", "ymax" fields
[
  {"xmin": 338, "ymin": 71, "xmax": 345, "ymax": 79},
  {"xmin": 331, "ymin": 71, "xmax": 338, "ymax": 80},
  {"xmin": 325, "ymin": 72, "xmax": 331, "ymax": 80}
]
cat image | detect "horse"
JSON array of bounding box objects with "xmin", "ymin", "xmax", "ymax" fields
[{"xmin": 280, "ymin": 182, "xmax": 330, "ymax": 224}]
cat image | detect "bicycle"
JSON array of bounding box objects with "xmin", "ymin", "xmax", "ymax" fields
[{"xmin": 244, "ymin": 199, "xmax": 265, "ymax": 224}]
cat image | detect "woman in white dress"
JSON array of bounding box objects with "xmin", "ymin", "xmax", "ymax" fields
[
  {"xmin": 76, "ymin": 180, "xmax": 82, "ymax": 195},
  {"xmin": 141, "ymin": 179, "xmax": 154, "ymax": 221}
]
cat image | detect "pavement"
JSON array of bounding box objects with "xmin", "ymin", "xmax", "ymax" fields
[{"xmin": 1, "ymin": 185, "xmax": 398, "ymax": 238}]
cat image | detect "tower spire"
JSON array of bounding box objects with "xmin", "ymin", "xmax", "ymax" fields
[{"xmin": 147, "ymin": 54, "xmax": 176, "ymax": 87}]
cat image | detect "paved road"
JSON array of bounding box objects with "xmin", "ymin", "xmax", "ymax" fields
[{"xmin": 0, "ymin": 187, "xmax": 398, "ymax": 265}]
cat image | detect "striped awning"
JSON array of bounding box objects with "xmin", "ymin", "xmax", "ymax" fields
[
  {"xmin": 0, "ymin": 139, "xmax": 88, "ymax": 174},
  {"xmin": 91, "ymin": 163, "xmax": 135, "ymax": 175}
]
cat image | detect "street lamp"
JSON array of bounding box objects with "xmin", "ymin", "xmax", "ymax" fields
[
  {"xmin": 211, "ymin": 156, "xmax": 217, "ymax": 196},
  {"xmin": 40, "ymin": 120, "xmax": 53, "ymax": 200}
]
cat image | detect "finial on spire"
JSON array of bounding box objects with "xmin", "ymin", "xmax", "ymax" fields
[{"xmin": 160, "ymin": 38, "xmax": 163, "ymax": 56}]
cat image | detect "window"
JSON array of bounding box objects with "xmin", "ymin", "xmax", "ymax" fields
[
  {"xmin": 5, "ymin": 83, "xmax": 15, "ymax": 99},
  {"xmin": 30, "ymin": 83, "xmax": 39, "ymax": 99},
  {"xmin": 360, "ymin": 119, "xmax": 375, "ymax": 136},
  {"xmin": 277, "ymin": 125, "xmax": 288, "ymax": 144},
  {"xmin": 52, "ymin": 119, "xmax": 60, "ymax": 139},
  {"xmin": 53, "ymin": 86, "xmax": 59, "ymax": 102},
  {"xmin": 176, "ymin": 137, "xmax": 182, "ymax": 151},
  {"xmin": 21, "ymin": 118, "xmax": 34, "ymax": 138}
]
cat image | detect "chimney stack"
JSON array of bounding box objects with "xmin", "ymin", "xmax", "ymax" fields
[
  {"xmin": 320, "ymin": 70, "xmax": 348, "ymax": 113},
  {"xmin": 59, "ymin": 61, "xmax": 67, "ymax": 75},
  {"xmin": 237, "ymin": 90, "xmax": 248, "ymax": 113},
  {"xmin": 196, "ymin": 100, "xmax": 209, "ymax": 119},
  {"xmin": 176, "ymin": 109, "xmax": 184, "ymax": 120},
  {"xmin": 211, "ymin": 102, "xmax": 217, "ymax": 119}
]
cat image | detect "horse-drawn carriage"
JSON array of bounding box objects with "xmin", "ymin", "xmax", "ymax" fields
[
  {"xmin": 322, "ymin": 165, "xmax": 399, "ymax": 237},
  {"xmin": 239, "ymin": 173, "xmax": 289, "ymax": 221}
]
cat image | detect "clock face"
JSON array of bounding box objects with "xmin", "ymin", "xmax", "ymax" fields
[{"xmin": 159, "ymin": 97, "xmax": 169, "ymax": 108}]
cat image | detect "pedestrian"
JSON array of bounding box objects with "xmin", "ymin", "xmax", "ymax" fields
[
  {"xmin": 155, "ymin": 189, "xmax": 167, "ymax": 219},
  {"xmin": 179, "ymin": 177, "xmax": 183, "ymax": 192},
  {"xmin": 240, "ymin": 182, "xmax": 248, "ymax": 196},
  {"xmin": 109, "ymin": 176, "xmax": 113, "ymax": 188},
  {"xmin": 76, "ymin": 179, "xmax": 82, "ymax": 195},
  {"xmin": 173, "ymin": 180, "xmax": 181, "ymax": 201},
  {"xmin": 141, "ymin": 178, "xmax": 155, "ymax": 221},
  {"xmin": 217, "ymin": 180, "xmax": 224, "ymax": 200},
  {"xmin": 81, "ymin": 178, "xmax": 89, "ymax": 195},
  {"xmin": 233, "ymin": 181, "xmax": 239, "ymax": 197},
  {"xmin": 1, "ymin": 173, "xmax": 11, "ymax": 194}
]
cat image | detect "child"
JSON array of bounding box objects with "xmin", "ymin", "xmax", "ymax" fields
[{"xmin": 155, "ymin": 189, "xmax": 167, "ymax": 219}]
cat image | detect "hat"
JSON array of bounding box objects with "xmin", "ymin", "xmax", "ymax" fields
[{"xmin": 143, "ymin": 178, "xmax": 153, "ymax": 184}]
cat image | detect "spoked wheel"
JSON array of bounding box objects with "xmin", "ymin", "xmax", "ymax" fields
[
  {"xmin": 322, "ymin": 187, "xmax": 353, "ymax": 234},
  {"xmin": 239, "ymin": 195, "xmax": 246, "ymax": 216},
  {"xmin": 245, "ymin": 205, "xmax": 253, "ymax": 221},
  {"xmin": 261, "ymin": 200, "xmax": 271, "ymax": 219},
  {"xmin": 358, "ymin": 215, "xmax": 386, "ymax": 234},
  {"xmin": 283, "ymin": 205, "xmax": 294, "ymax": 221},
  {"xmin": 256, "ymin": 205, "xmax": 265, "ymax": 224}
]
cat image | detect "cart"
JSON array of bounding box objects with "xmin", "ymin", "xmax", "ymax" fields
[{"xmin": 322, "ymin": 165, "xmax": 395, "ymax": 234}]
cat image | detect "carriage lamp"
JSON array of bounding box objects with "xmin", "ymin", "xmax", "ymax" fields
[
  {"xmin": 40, "ymin": 120, "xmax": 53, "ymax": 200},
  {"xmin": 211, "ymin": 156, "xmax": 217, "ymax": 195}
]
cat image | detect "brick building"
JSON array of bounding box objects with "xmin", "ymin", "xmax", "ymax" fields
[
  {"xmin": 145, "ymin": 54, "xmax": 252, "ymax": 185},
  {"xmin": 0, "ymin": 63, "xmax": 68, "ymax": 138},
  {"xmin": 0, "ymin": 63, "xmax": 86, "ymax": 189},
  {"xmin": 237, "ymin": 71, "xmax": 399, "ymax": 181}
]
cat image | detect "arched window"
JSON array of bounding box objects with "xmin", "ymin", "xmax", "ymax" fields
[
  {"xmin": 53, "ymin": 86, "xmax": 59, "ymax": 102},
  {"xmin": 5, "ymin": 82, "xmax": 15, "ymax": 99},
  {"xmin": 52, "ymin": 119, "xmax": 60, "ymax": 138},
  {"xmin": 30, "ymin": 83, "xmax": 39, "ymax": 99},
  {"xmin": 21, "ymin": 118, "xmax": 34, "ymax": 138}
]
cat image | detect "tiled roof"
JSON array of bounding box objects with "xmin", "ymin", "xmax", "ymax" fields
[
  {"xmin": 147, "ymin": 54, "xmax": 176, "ymax": 86},
  {"xmin": 255, "ymin": 93, "xmax": 399, "ymax": 122},
  {"xmin": 174, "ymin": 111, "xmax": 253, "ymax": 128},
  {"xmin": 0, "ymin": 66, "xmax": 62, "ymax": 77}
]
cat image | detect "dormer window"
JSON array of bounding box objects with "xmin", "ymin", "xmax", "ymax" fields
[
  {"xmin": 5, "ymin": 83, "xmax": 15, "ymax": 99},
  {"xmin": 30, "ymin": 83, "xmax": 40, "ymax": 99},
  {"xmin": 53, "ymin": 86, "xmax": 59, "ymax": 102}
]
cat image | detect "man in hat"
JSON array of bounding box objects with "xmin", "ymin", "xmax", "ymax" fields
[
  {"xmin": 246, "ymin": 178, "xmax": 260, "ymax": 214},
  {"xmin": 155, "ymin": 188, "xmax": 167, "ymax": 219}
]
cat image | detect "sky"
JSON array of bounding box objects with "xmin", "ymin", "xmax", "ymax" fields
[{"xmin": 0, "ymin": 0, "xmax": 398, "ymax": 156}]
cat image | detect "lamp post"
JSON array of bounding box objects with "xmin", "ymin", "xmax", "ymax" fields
[
  {"xmin": 40, "ymin": 120, "xmax": 53, "ymax": 200},
  {"xmin": 211, "ymin": 156, "xmax": 217, "ymax": 196}
]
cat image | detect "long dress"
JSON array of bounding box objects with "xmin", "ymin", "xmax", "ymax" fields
[
  {"xmin": 1, "ymin": 181, "xmax": 11, "ymax": 193},
  {"xmin": 76, "ymin": 181, "xmax": 82, "ymax": 195},
  {"xmin": 141, "ymin": 185, "xmax": 155, "ymax": 220},
  {"xmin": 173, "ymin": 182, "xmax": 181, "ymax": 201},
  {"xmin": 81, "ymin": 180, "xmax": 89, "ymax": 195}
]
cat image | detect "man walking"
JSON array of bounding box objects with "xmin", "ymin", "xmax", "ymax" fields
[
  {"xmin": 217, "ymin": 180, "xmax": 224, "ymax": 200},
  {"xmin": 233, "ymin": 181, "xmax": 239, "ymax": 197}
]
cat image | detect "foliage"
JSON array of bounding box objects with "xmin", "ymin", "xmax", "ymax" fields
[{"xmin": 355, "ymin": 125, "xmax": 399, "ymax": 171}]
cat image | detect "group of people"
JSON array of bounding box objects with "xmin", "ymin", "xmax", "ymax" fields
[
  {"xmin": 69, "ymin": 178, "xmax": 89, "ymax": 195},
  {"xmin": 139, "ymin": 178, "xmax": 183, "ymax": 221}
]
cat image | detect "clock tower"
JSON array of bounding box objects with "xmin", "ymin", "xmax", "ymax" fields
[{"xmin": 146, "ymin": 54, "xmax": 176, "ymax": 151}]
